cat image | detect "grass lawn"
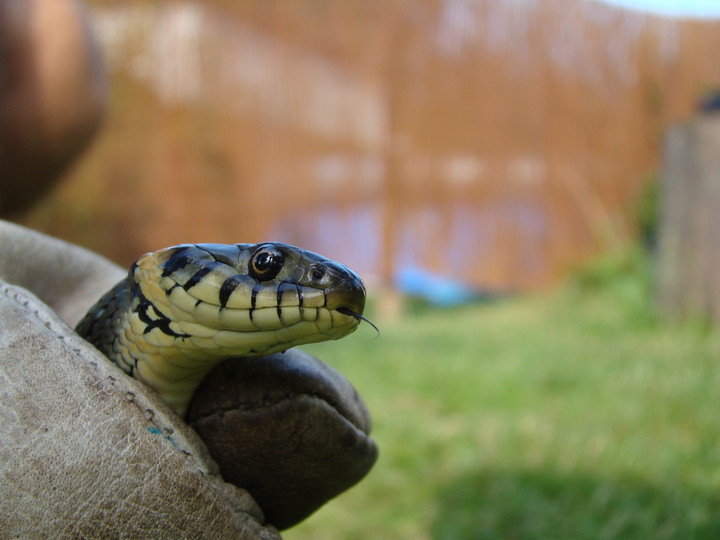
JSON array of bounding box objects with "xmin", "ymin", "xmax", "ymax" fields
[{"xmin": 287, "ymin": 252, "xmax": 720, "ymax": 540}]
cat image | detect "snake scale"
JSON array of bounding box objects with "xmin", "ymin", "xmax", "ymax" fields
[{"xmin": 76, "ymin": 242, "xmax": 367, "ymax": 417}]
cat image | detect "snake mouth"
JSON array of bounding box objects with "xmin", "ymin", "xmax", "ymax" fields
[{"xmin": 335, "ymin": 307, "xmax": 380, "ymax": 335}]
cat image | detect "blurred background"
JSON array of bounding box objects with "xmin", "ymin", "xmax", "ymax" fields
[
  {"xmin": 5, "ymin": 0, "xmax": 720, "ymax": 538},
  {"xmin": 14, "ymin": 0, "xmax": 720, "ymax": 293}
]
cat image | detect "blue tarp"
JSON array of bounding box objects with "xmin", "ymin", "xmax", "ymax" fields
[{"xmin": 394, "ymin": 267, "xmax": 478, "ymax": 307}]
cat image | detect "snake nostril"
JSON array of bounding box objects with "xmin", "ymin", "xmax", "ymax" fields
[
  {"xmin": 310, "ymin": 265, "xmax": 325, "ymax": 281},
  {"xmin": 331, "ymin": 278, "xmax": 366, "ymax": 316}
]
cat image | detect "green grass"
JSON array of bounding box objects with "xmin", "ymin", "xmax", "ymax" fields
[{"xmin": 288, "ymin": 251, "xmax": 720, "ymax": 540}]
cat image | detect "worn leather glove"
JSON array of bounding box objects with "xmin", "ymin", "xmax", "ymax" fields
[{"xmin": 0, "ymin": 220, "xmax": 377, "ymax": 537}]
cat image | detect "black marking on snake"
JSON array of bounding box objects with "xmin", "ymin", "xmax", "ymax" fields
[
  {"xmin": 137, "ymin": 291, "xmax": 191, "ymax": 338},
  {"xmin": 276, "ymin": 282, "xmax": 296, "ymax": 318},
  {"xmin": 249, "ymin": 282, "xmax": 262, "ymax": 321},
  {"xmin": 161, "ymin": 246, "xmax": 194, "ymax": 278},
  {"xmin": 218, "ymin": 275, "xmax": 241, "ymax": 309},
  {"xmin": 183, "ymin": 263, "xmax": 218, "ymax": 291},
  {"xmin": 297, "ymin": 286, "xmax": 304, "ymax": 307},
  {"xmin": 165, "ymin": 283, "xmax": 181, "ymax": 296}
]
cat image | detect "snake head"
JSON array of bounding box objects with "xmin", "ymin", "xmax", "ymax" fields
[
  {"xmin": 78, "ymin": 241, "xmax": 369, "ymax": 417},
  {"xmin": 131, "ymin": 242, "xmax": 367, "ymax": 357}
]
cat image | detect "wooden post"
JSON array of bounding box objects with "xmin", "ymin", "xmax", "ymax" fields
[{"xmin": 657, "ymin": 114, "xmax": 720, "ymax": 323}]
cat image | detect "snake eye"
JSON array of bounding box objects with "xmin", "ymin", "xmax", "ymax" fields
[{"xmin": 249, "ymin": 247, "xmax": 284, "ymax": 281}]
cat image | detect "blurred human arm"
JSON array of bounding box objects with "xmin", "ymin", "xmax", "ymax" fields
[{"xmin": 0, "ymin": 0, "xmax": 105, "ymax": 215}]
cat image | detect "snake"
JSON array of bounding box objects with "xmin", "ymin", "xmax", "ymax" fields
[{"xmin": 75, "ymin": 242, "xmax": 368, "ymax": 417}]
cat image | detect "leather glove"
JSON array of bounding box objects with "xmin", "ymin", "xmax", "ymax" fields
[{"xmin": 0, "ymin": 220, "xmax": 377, "ymax": 536}]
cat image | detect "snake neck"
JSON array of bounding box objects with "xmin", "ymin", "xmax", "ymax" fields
[
  {"xmin": 76, "ymin": 276, "xmax": 228, "ymax": 416},
  {"xmin": 75, "ymin": 277, "xmax": 132, "ymax": 365}
]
